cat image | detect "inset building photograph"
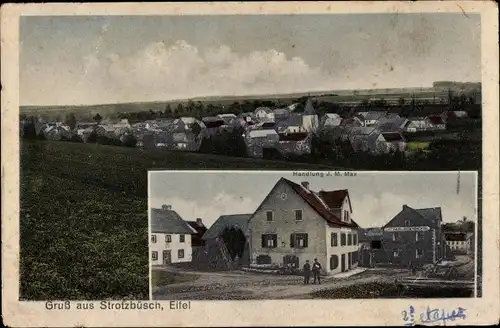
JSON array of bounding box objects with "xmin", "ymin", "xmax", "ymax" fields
[{"xmin": 149, "ymin": 171, "xmax": 478, "ymax": 300}]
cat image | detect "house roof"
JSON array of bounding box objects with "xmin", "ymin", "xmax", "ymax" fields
[
  {"xmin": 282, "ymin": 178, "xmax": 358, "ymax": 228},
  {"xmin": 383, "ymin": 205, "xmax": 442, "ymax": 229},
  {"xmin": 278, "ymin": 132, "xmax": 309, "ymax": 142},
  {"xmin": 255, "ymin": 107, "xmax": 273, "ymax": 114},
  {"xmin": 202, "ymin": 214, "xmax": 252, "ymax": 240},
  {"xmin": 325, "ymin": 113, "xmax": 342, "ymax": 119},
  {"xmin": 151, "ymin": 208, "xmax": 197, "ymax": 234},
  {"xmin": 364, "ymin": 111, "xmax": 387, "ymax": 120},
  {"xmin": 381, "ymin": 132, "xmax": 404, "ymax": 142},
  {"xmin": 427, "ymin": 115, "xmax": 445, "ymax": 125},
  {"xmin": 248, "ymin": 129, "xmax": 278, "ymax": 138},
  {"xmin": 444, "ymin": 232, "xmax": 467, "ymax": 241},
  {"xmin": 275, "ymin": 114, "xmax": 303, "ymax": 130}
]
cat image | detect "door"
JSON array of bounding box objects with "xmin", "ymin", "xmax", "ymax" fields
[
  {"xmin": 163, "ymin": 250, "xmax": 172, "ymax": 265},
  {"xmin": 341, "ymin": 254, "xmax": 346, "ymax": 272},
  {"xmin": 348, "ymin": 252, "xmax": 352, "ymax": 270}
]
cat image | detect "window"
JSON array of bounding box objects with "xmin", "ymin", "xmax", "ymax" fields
[
  {"xmin": 256, "ymin": 255, "xmax": 272, "ymax": 265},
  {"xmin": 393, "ymin": 250, "xmax": 400, "ymax": 257},
  {"xmin": 341, "ymin": 233, "xmax": 346, "ymax": 246},
  {"xmin": 330, "ymin": 255, "xmax": 339, "ymax": 270},
  {"xmin": 178, "ymin": 249, "xmax": 184, "ymax": 259},
  {"xmin": 152, "ymin": 251, "xmax": 158, "ymax": 261},
  {"xmin": 165, "ymin": 235, "xmax": 172, "ymax": 243},
  {"xmin": 353, "ymin": 234, "xmax": 358, "ymax": 245},
  {"xmin": 347, "ymin": 234, "xmax": 352, "ymax": 246},
  {"xmin": 331, "ymin": 233, "xmax": 338, "ymax": 247},
  {"xmin": 371, "ymin": 240, "xmax": 382, "ymax": 249},
  {"xmin": 392, "ymin": 233, "xmax": 397, "ymax": 241},
  {"xmin": 405, "ymin": 220, "xmax": 411, "ymax": 227},
  {"xmin": 261, "ymin": 234, "xmax": 277, "ymax": 248},
  {"xmin": 290, "ymin": 233, "xmax": 308, "ymax": 248},
  {"xmin": 266, "ymin": 211, "xmax": 274, "ymax": 222},
  {"xmin": 416, "ymin": 249, "xmax": 423, "ymax": 258},
  {"xmin": 416, "ymin": 232, "xmax": 423, "ymax": 241},
  {"xmin": 295, "ymin": 210, "xmax": 303, "ymax": 221},
  {"xmin": 343, "ymin": 210, "xmax": 349, "ymax": 222},
  {"xmin": 179, "ymin": 235, "xmax": 185, "ymax": 243},
  {"xmin": 151, "ymin": 235, "xmax": 157, "ymax": 243}
]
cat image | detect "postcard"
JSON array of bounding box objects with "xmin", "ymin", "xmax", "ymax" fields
[{"xmin": 1, "ymin": 1, "xmax": 498, "ymax": 327}]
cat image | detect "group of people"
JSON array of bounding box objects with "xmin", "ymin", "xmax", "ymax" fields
[{"xmin": 302, "ymin": 258, "xmax": 322, "ymax": 284}]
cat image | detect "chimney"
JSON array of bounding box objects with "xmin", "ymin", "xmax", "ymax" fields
[
  {"xmin": 402, "ymin": 204, "xmax": 408, "ymax": 210},
  {"xmin": 301, "ymin": 181, "xmax": 310, "ymax": 190},
  {"xmin": 196, "ymin": 218, "xmax": 203, "ymax": 226},
  {"xmin": 161, "ymin": 205, "xmax": 172, "ymax": 211}
]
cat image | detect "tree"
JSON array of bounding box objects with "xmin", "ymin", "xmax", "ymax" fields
[
  {"xmin": 164, "ymin": 104, "xmax": 172, "ymax": 115},
  {"xmin": 191, "ymin": 122, "xmax": 202, "ymax": 137},
  {"xmin": 65, "ymin": 113, "xmax": 77, "ymax": 130},
  {"xmin": 93, "ymin": 113, "xmax": 102, "ymax": 123}
]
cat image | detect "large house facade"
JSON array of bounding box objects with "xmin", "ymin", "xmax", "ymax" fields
[
  {"xmin": 382, "ymin": 205, "xmax": 444, "ymax": 267},
  {"xmin": 247, "ymin": 178, "xmax": 359, "ymax": 275},
  {"xmin": 150, "ymin": 205, "xmax": 197, "ymax": 266}
]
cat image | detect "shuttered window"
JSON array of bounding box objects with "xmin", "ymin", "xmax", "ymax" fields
[
  {"xmin": 290, "ymin": 233, "xmax": 308, "ymax": 248},
  {"xmin": 261, "ymin": 234, "xmax": 277, "ymax": 248},
  {"xmin": 347, "ymin": 234, "xmax": 352, "ymax": 246},
  {"xmin": 152, "ymin": 251, "xmax": 158, "ymax": 261}
]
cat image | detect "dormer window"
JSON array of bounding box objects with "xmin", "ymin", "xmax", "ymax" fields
[{"xmin": 343, "ymin": 210, "xmax": 350, "ymax": 222}]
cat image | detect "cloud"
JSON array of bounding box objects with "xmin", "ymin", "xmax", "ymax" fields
[
  {"xmin": 151, "ymin": 191, "xmax": 258, "ymax": 228},
  {"xmin": 24, "ymin": 40, "xmax": 338, "ymax": 105}
]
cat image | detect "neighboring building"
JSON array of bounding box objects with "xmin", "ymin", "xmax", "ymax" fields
[
  {"xmin": 186, "ymin": 218, "xmax": 208, "ymax": 247},
  {"xmin": 277, "ymin": 132, "xmax": 312, "ymax": 157},
  {"xmin": 254, "ymin": 107, "xmax": 275, "ymax": 122},
  {"xmin": 382, "ymin": 205, "xmax": 445, "ymax": 267},
  {"xmin": 358, "ymin": 227, "xmax": 384, "ymax": 267},
  {"xmin": 274, "ymin": 114, "xmax": 305, "ymax": 134},
  {"xmin": 441, "ymin": 110, "xmax": 469, "ymax": 122},
  {"xmin": 247, "ymin": 178, "xmax": 360, "ymax": 275},
  {"xmin": 43, "ymin": 124, "xmax": 72, "ymax": 141},
  {"xmin": 244, "ymin": 129, "xmax": 280, "ymax": 158},
  {"xmin": 357, "ymin": 111, "xmax": 387, "ymax": 126},
  {"xmin": 150, "ymin": 205, "xmax": 197, "ymax": 266},
  {"xmin": 95, "ymin": 124, "xmax": 117, "ymax": 138},
  {"xmin": 320, "ymin": 113, "xmax": 343, "ymax": 130},
  {"xmin": 273, "ymin": 108, "xmax": 291, "ymax": 121},
  {"xmin": 445, "ymin": 232, "xmax": 472, "ymax": 255},
  {"xmin": 426, "ymin": 115, "xmax": 446, "ymax": 131}
]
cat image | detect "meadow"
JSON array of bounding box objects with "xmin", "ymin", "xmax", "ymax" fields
[{"xmin": 19, "ymin": 140, "xmax": 330, "ymax": 300}]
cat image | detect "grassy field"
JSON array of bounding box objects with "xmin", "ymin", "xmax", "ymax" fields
[{"xmin": 19, "ymin": 140, "xmax": 331, "ymax": 300}]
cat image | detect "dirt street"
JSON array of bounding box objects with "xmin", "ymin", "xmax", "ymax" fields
[{"xmin": 152, "ymin": 267, "xmax": 412, "ymax": 300}]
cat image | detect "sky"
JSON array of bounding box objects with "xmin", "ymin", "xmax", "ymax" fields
[
  {"xmin": 149, "ymin": 171, "xmax": 477, "ymax": 229},
  {"xmin": 20, "ymin": 13, "xmax": 481, "ymax": 106}
]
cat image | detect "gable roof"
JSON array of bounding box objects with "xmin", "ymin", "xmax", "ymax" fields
[
  {"xmin": 383, "ymin": 205, "xmax": 442, "ymax": 229},
  {"xmin": 278, "ymin": 132, "xmax": 309, "ymax": 142},
  {"xmin": 381, "ymin": 132, "xmax": 404, "ymax": 142},
  {"xmin": 151, "ymin": 208, "xmax": 197, "ymax": 234},
  {"xmin": 282, "ymin": 178, "xmax": 358, "ymax": 228},
  {"xmin": 202, "ymin": 214, "xmax": 252, "ymax": 240},
  {"xmin": 427, "ymin": 115, "xmax": 445, "ymax": 125}
]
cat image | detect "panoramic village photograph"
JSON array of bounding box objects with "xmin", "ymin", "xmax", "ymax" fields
[
  {"xmin": 149, "ymin": 171, "xmax": 477, "ymax": 300},
  {"xmin": 17, "ymin": 12, "xmax": 483, "ymax": 301}
]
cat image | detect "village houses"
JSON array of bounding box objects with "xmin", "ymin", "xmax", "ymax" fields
[
  {"xmin": 444, "ymin": 232, "xmax": 474, "ymax": 255},
  {"xmin": 150, "ymin": 205, "xmax": 197, "ymax": 265},
  {"xmin": 247, "ymin": 178, "xmax": 360, "ymax": 275}
]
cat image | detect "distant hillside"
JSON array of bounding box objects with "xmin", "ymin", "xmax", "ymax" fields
[{"xmin": 20, "ymin": 83, "xmax": 481, "ymax": 118}]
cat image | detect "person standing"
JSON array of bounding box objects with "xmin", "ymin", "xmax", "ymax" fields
[
  {"xmin": 312, "ymin": 258, "xmax": 322, "ymax": 284},
  {"xmin": 303, "ymin": 260, "xmax": 311, "ymax": 284}
]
